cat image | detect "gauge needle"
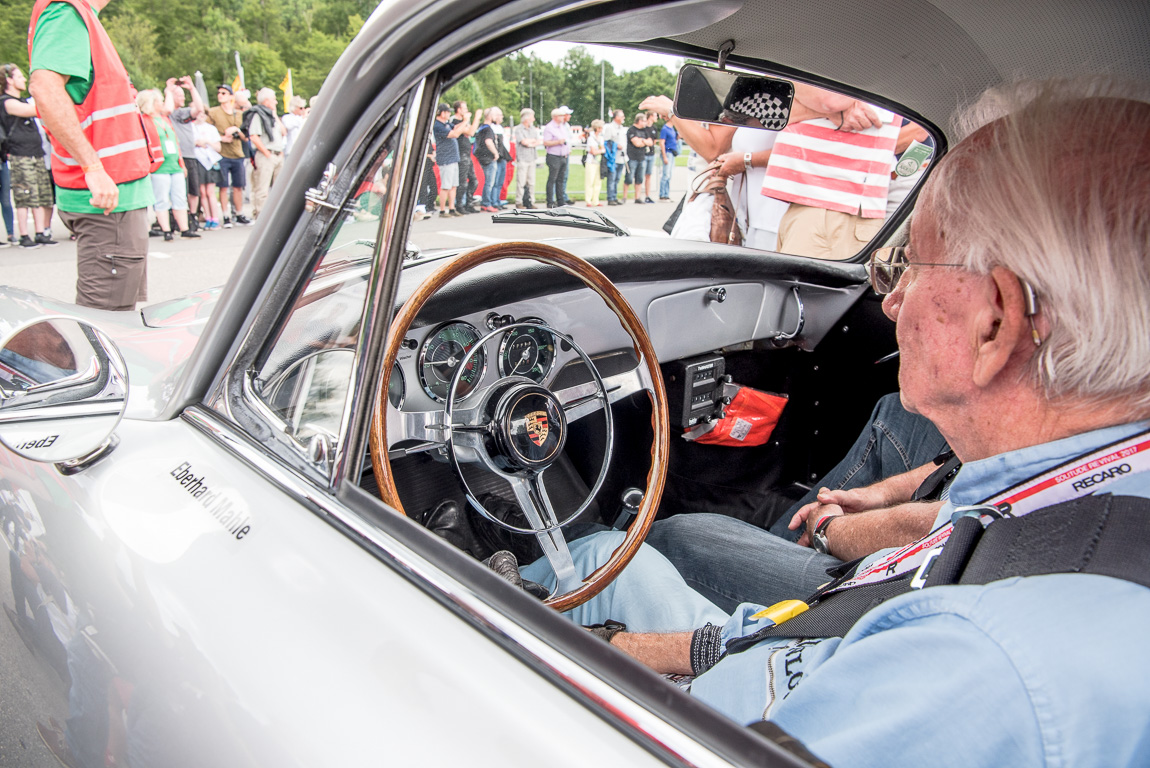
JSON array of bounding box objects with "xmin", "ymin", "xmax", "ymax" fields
[
  {"xmin": 429, "ymin": 357, "xmax": 459, "ymax": 369},
  {"xmin": 512, "ymin": 349, "xmax": 530, "ymax": 374}
]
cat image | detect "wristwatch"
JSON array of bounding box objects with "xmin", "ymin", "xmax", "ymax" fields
[
  {"xmin": 812, "ymin": 515, "xmax": 837, "ymax": 555},
  {"xmin": 743, "ymin": 152, "xmax": 753, "ymax": 172}
]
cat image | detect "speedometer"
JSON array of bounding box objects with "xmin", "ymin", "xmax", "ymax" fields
[
  {"xmin": 418, "ymin": 322, "xmax": 487, "ymax": 402},
  {"xmin": 498, "ymin": 322, "xmax": 556, "ymax": 383}
]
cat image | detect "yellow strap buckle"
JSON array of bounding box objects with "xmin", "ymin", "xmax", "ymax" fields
[{"xmin": 750, "ymin": 599, "xmax": 810, "ymax": 625}]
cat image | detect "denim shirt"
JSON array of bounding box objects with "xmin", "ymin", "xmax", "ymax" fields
[{"xmin": 691, "ymin": 421, "xmax": 1150, "ymax": 768}]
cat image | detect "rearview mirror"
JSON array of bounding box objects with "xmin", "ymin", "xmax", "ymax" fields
[
  {"xmin": 673, "ymin": 65, "xmax": 794, "ymax": 130},
  {"xmin": 0, "ymin": 319, "xmax": 128, "ymax": 463}
]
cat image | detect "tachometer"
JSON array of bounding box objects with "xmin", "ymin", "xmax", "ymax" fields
[
  {"xmin": 418, "ymin": 322, "xmax": 487, "ymax": 402},
  {"xmin": 498, "ymin": 322, "xmax": 556, "ymax": 383}
]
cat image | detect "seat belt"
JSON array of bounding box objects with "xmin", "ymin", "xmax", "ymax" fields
[{"xmin": 727, "ymin": 493, "xmax": 1150, "ymax": 652}]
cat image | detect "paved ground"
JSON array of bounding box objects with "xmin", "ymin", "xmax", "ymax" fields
[{"xmin": 0, "ymin": 164, "xmax": 696, "ymax": 307}]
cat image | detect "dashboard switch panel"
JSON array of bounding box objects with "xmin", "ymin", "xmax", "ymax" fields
[{"xmin": 665, "ymin": 354, "xmax": 726, "ymax": 428}]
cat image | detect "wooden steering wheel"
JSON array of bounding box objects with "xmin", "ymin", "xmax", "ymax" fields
[{"xmin": 368, "ymin": 242, "xmax": 669, "ymax": 611}]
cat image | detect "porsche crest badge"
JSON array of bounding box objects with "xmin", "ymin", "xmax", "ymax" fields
[{"xmin": 525, "ymin": 410, "xmax": 549, "ymax": 446}]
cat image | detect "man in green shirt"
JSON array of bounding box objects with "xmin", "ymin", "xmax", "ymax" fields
[{"xmin": 29, "ymin": 0, "xmax": 154, "ymax": 310}]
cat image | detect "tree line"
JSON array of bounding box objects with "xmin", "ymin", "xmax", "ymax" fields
[
  {"xmin": 0, "ymin": 0, "xmax": 372, "ymax": 100},
  {"xmin": 446, "ymin": 47, "xmax": 678, "ymax": 127},
  {"xmin": 0, "ymin": 0, "xmax": 677, "ymax": 117}
]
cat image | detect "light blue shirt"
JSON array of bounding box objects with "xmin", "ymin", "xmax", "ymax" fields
[{"xmin": 693, "ymin": 421, "xmax": 1150, "ymax": 767}]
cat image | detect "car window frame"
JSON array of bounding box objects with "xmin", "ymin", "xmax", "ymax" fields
[{"xmin": 203, "ymin": 80, "xmax": 433, "ymax": 489}]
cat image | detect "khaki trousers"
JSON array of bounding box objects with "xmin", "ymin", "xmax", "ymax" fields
[
  {"xmin": 252, "ymin": 151, "xmax": 284, "ymax": 218},
  {"xmin": 62, "ymin": 208, "xmax": 149, "ymax": 311},
  {"xmin": 776, "ymin": 204, "xmax": 883, "ymax": 261}
]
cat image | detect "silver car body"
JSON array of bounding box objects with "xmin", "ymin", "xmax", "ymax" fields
[{"xmin": 2, "ymin": 0, "xmax": 1148, "ymax": 765}]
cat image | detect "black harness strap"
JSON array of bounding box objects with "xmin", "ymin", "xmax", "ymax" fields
[{"xmin": 726, "ymin": 494, "xmax": 1150, "ymax": 654}]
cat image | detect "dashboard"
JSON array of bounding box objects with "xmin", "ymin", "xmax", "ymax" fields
[{"xmin": 257, "ymin": 239, "xmax": 874, "ymax": 456}]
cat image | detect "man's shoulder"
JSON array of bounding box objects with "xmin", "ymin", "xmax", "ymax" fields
[{"xmin": 34, "ymin": 0, "xmax": 84, "ymax": 29}]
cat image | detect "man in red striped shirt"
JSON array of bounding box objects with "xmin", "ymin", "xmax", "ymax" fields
[{"xmin": 762, "ymin": 84, "xmax": 899, "ymax": 260}]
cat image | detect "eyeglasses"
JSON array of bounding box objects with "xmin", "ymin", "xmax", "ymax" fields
[
  {"xmin": 869, "ymin": 246, "xmax": 1043, "ymax": 346},
  {"xmin": 867, "ymin": 246, "xmax": 965, "ymax": 294}
]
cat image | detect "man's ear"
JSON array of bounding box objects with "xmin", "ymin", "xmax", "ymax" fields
[{"xmin": 972, "ymin": 266, "xmax": 1031, "ymax": 388}]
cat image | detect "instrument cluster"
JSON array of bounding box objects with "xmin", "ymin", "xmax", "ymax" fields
[{"xmin": 392, "ymin": 313, "xmax": 560, "ymax": 407}]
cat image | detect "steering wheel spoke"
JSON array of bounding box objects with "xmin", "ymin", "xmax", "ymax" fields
[
  {"xmin": 507, "ymin": 473, "xmax": 582, "ymax": 595},
  {"xmin": 555, "ymin": 364, "xmax": 654, "ymax": 424}
]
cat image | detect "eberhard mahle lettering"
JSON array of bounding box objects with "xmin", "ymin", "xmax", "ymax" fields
[{"xmin": 170, "ymin": 461, "xmax": 253, "ymax": 540}]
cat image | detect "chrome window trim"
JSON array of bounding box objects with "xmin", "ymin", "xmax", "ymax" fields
[
  {"xmin": 332, "ymin": 76, "xmax": 434, "ymax": 490},
  {"xmin": 179, "ymin": 405, "xmax": 743, "ymax": 768},
  {"xmin": 208, "ymin": 94, "xmax": 416, "ymax": 485}
]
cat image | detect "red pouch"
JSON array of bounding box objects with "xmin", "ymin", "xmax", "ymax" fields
[{"xmin": 684, "ymin": 386, "xmax": 788, "ymax": 447}]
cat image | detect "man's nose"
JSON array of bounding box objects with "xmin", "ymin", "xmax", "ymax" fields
[{"xmin": 881, "ymin": 284, "xmax": 903, "ymax": 322}]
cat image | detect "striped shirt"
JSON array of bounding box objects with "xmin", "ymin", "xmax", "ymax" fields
[{"xmin": 761, "ymin": 110, "xmax": 900, "ymax": 219}]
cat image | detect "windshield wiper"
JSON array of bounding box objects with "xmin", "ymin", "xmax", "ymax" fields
[{"xmin": 490, "ymin": 207, "xmax": 630, "ymax": 237}]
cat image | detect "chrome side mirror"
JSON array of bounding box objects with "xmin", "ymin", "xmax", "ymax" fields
[{"xmin": 0, "ymin": 319, "xmax": 128, "ymax": 463}]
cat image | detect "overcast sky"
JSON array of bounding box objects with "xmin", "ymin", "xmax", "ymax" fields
[{"xmin": 521, "ymin": 42, "xmax": 680, "ymax": 74}]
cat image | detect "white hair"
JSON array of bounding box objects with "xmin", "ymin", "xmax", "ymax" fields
[
  {"xmin": 257, "ymin": 87, "xmax": 276, "ymax": 105},
  {"xmin": 925, "ymin": 77, "xmax": 1150, "ymax": 409},
  {"xmin": 135, "ymin": 88, "xmax": 162, "ymax": 115}
]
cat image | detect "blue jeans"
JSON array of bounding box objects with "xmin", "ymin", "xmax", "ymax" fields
[
  {"xmin": 545, "ymin": 154, "xmax": 569, "ymax": 205},
  {"xmin": 646, "ymin": 393, "xmax": 948, "ymax": 611},
  {"xmin": 0, "ymin": 161, "xmax": 13, "ymax": 238},
  {"xmin": 604, "ymin": 142, "xmax": 618, "ymax": 202},
  {"xmin": 494, "ymin": 159, "xmax": 507, "ymax": 206},
  {"xmin": 627, "ymin": 158, "xmax": 645, "ymax": 190},
  {"xmin": 520, "ymin": 531, "xmax": 728, "ymax": 632},
  {"xmin": 480, "ymin": 161, "xmax": 498, "ymax": 208},
  {"xmin": 659, "ymin": 154, "xmax": 675, "ymax": 198},
  {"xmin": 644, "ymin": 154, "xmax": 656, "ymax": 187}
]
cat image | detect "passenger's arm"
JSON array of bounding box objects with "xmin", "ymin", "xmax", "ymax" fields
[
  {"xmin": 816, "ymin": 501, "xmax": 942, "ymax": 561},
  {"xmin": 611, "ymin": 631, "xmax": 694, "ymax": 675}
]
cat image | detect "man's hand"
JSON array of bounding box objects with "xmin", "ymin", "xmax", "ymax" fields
[
  {"xmin": 639, "ymin": 95, "xmax": 673, "ymax": 121},
  {"xmin": 715, "ymin": 151, "xmax": 743, "ymax": 176},
  {"xmin": 840, "ymin": 101, "xmax": 882, "ymax": 132},
  {"xmin": 86, "ymin": 166, "xmax": 119, "ymax": 213},
  {"xmin": 178, "ymin": 76, "xmax": 194, "ymax": 90},
  {"xmin": 788, "ymin": 491, "xmax": 847, "ymax": 548}
]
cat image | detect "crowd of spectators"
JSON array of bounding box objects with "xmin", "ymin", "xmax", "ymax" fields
[
  {"xmin": 0, "ymin": 68, "xmax": 313, "ymax": 248},
  {"xmin": 413, "ymin": 101, "xmax": 681, "ymax": 219}
]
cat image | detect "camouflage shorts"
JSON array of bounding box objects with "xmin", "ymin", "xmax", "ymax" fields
[{"xmin": 10, "ymin": 155, "xmax": 54, "ymax": 208}]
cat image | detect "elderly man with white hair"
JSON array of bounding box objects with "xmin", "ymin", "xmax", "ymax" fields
[
  {"xmin": 282, "ymin": 95, "xmax": 308, "ymax": 156},
  {"xmin": 249, "ymin": 86, "xmax": 286, "ymax": 219},
  {"xmin": 542, "ymin": 105, "xmax": 573, "ymax": 207},
  {"xmin": 516, "ymin": 78, "xmax": 1150, "ymax": 767}
]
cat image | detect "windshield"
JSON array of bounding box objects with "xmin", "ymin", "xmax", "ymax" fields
[{"xmin": 405, "ymin": 44, "xmax": 935, "ymax": 263}]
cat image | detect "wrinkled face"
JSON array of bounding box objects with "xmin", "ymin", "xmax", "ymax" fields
[
  {"xmin": 634, "ymin": 115, "xmax": 646, "ymax": 128},
  {"xmin": 521, "ymin": 113, "xmax": 534, "ymax": 126},
  {"xmin": 882, "ymin": 197, "xmax": 979, "ymax": 419},
  {"xmin": 173, "ymin": 88, "xmax": 186, "ymax": 107}
]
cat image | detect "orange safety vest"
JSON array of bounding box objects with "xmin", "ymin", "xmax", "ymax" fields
[{"xmin": 28, "ymin": 0, "xmax": 162, "ymax": 189}]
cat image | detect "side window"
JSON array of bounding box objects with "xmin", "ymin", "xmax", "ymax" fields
[{"xmin": 246, "ymin": 122, "xmax": 399, "ymax": 464}]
